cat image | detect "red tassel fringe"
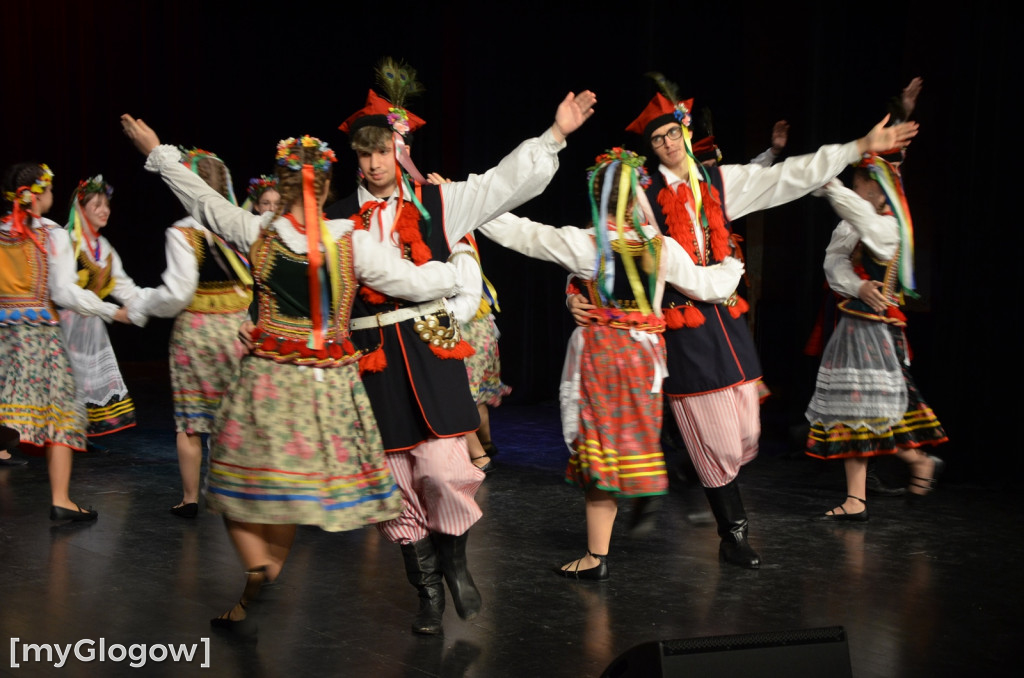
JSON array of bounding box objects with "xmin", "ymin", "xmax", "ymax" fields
[
  {"xmin": 429, "ymin": 339, "xmax": 475, "ymax": 360},
  {"xmin": 358, "ymin": 347, "xmax": 387, "ymax": 374},
  {"xmin": 682, "ymin": 305, "xmax": 705, "ymax": 327},
  {"xmin": 728, "ymin": 295, "xmax": 749, "ymax": 319}
]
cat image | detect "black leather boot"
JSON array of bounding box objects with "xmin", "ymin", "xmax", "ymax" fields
[
  {"xmin": 431, "ymin": 531, "xmax": 481, "ymax": 620},
  {"xmin": 400, "ymin": 538, "xmax": 445, "ymax": 635},
  {"xmin": 704, "ymin": 480, "xmax": 761, "ymax": 569}
]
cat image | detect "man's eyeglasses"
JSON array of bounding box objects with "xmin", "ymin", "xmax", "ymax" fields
[{"xmin": 650, "ymin": 126, "xmax": 684, "ymax": 149}]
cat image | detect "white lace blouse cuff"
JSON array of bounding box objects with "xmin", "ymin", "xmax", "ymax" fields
[{"xmin": 144, "ymin": 145, "xmax": 183, "ymax": 172}]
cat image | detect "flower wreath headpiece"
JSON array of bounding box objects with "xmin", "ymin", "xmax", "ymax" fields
[
  {"xmin": 246, "ymin": 174, "xmax": 278, "ymax": 201},
  {"xmin": 67, "ymin": 175, "xmax": 113, "ymax": 261},
  {"xmin": 4, "ymin": 164, "xmax": 54, "ymax": 205},
  {"xmin": 276, "ymin": 136, "xmax": 337, "ymax": 172},
  {"xmin": 73, "ymin": 174, "xmax": 114, "ymax": 203}
]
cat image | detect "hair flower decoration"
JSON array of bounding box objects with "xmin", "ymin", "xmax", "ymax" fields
[
  {"xmin": 588, "ymin": 148, "xmax": 652, "ymax": 189},
  {"xmin": 386, "ymin": 107, "xmax": 411, "ymax": 135},
  {"xmin": 276, "ymin": 136, "xmax": 337, "ymax": 171},
  {"xmin": 246, "ymin": 175, "xmax": 277, "ymax": 201},
  {"xmin": 5, "ymin": 164, "xmax": 55, "ymax": 205},
  {"xmin": 74, "ymin": 174, "xmax": 114, "ymax": 203}
]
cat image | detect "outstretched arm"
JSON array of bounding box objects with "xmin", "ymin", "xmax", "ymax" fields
[
  {"xmin": 477, "ymin": 212, "xmax": 595, "ymax": 275},
  {"xmin": 121, "ymin": 114, "xmax": 263, "ymax": 250},
  {"xmin": 719, "ymin": 114, "xmax": 919, "ymax": 220},
  {"xmin": 440, "ymin": 90, "xmax": 597, "ymax": 243}
]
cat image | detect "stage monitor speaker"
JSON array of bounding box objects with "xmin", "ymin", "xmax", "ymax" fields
[{"xmin": 602, "ymin": 625, "xmax": 852, "ymax": 678}]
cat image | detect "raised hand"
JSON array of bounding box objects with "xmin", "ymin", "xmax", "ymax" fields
[
  {"xmin": 120, "ymin": 114, "xmax": 161, "ymax": 155},
  {"xmin": 901, "ymin": 77, "xmax": 923, "ymax": 118},
  {"xmin": 857, "ymin": 114, "xmax": 919, "ymax": 154},
  {"xmin": 552, "ymin": 90, "xmax": 597, "ymax": 142},
  {"xmin": 771, "ymin": 120, "xmax": 789, "ymax": 154}
]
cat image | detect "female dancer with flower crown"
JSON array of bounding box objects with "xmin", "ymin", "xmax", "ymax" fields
[
  {"xmin": 242, "ymin": 175, "xmax": 280, "ymax": 215},
  {"xmin": 128, "ymin": 148, "xmax": 254, "ymax": 518},
  {"xmin": 479, "ymin": 149, "xmax": 743, "ymax": 579},
  {"xmin": 61, "ymin": 175, "xmax": 147, "ymax": 438},
  {"xmin": 806, "ymin": 156, "xmax": 946, "ymax": 521},
  {"xmin": 121, "ymin": 114, "xmax": 469, "ymax": 630},
  {"xmin": 1, "ymin": 162, "xmax": 130, "ymax": 520}
]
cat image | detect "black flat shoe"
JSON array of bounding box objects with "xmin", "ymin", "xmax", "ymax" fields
[
  {"xmin": 0, "ymin": 454, "xmax": 28, "ymax": 467},
  {"xmin": 470, "ymin": 455, "xmax": 495, "ymax": 473},
  {"xmin": 210, "ymin": 567, "xmax": 267, "ymax": 637},
  {"xmin": 170, "ymin": 502, "xmax": 199, "ymax": 518},
  {"xmin": 555, "ymin": 551, "xmax": 609, "ymax": 581},
  {"xmin": 907, "ymin": 455, "xmax": 945, "ymax": 504},
  {"xmin": 812, "ymin": 495, "xmax": 868, "ymax": 522},
  {"xmin": 50, "ymin": 504, "xmax": 98, "ymax": 522}
]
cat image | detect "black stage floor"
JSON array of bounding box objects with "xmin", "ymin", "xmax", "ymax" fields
[{"xmin": 1, "ymin": 366, "xmax": 1019, "ymax": 677}]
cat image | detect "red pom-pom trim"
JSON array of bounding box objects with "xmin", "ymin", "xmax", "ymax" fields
[
  {"xmin": 359, "ymin": 347, "xmax": 387, "ymax": 374},
  {"xmin": 728, "ymin": 295, "xmax": 749, "ymax": 319},
  {"xmin": 682, "ymin": 305, "xmax": 706, "ymax": 327},
  {"xmin": 429, "ymin": 340, "xmax": 475, "ymax": 360}
]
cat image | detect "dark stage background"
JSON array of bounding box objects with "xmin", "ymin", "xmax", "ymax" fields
[{"xmin": 2, "ymin": 1, "xmax": 1013, "ymax": 483}]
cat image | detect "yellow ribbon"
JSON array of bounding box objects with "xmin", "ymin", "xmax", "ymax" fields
[{"xmin": 616, "ymin": 163, "xmax": 652, "ymax": 315}]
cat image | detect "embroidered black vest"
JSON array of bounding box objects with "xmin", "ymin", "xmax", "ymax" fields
[
  {"xmin": 645, "ymin": 167, "xmax": 762, "ymax": 395},
  {"xmin": 326, "ymin": 185, "xmax": 479, "ymax": 452}
]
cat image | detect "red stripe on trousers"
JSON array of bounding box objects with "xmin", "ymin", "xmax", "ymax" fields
[{"xmin": 668, "ymin": 381, "xmax": 760, "ymax": 488}]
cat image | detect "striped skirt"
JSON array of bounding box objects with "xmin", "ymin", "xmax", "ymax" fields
[
  {"xmin": 565, "ymin": 324, "xmax": 667, "ymax": 497},
  {"xmin": 806, "ymin": 318, "xmax": 947, "ymax": 459},
  {"xmin": 205, "ymin": 356, "xmax": 403, "ymax": 532},
  {"xmin": 0, "ymin": 323, "xmax": 86, "ymax": 450}
]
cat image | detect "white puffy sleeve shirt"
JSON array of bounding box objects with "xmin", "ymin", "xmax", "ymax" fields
[
  {"xmin": 143, "ymin": 145, "xmax": 464, "ymax": 303},
  {"xmin": 478, "ymin": 213, "xmax": 744, "ymax": 304}
]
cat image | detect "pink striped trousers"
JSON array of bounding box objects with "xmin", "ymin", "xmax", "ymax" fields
[
  {"xmin": 668, "ymin": 380, "xmax": 761, "ymax": 488},
  {"xmin": 376, "ymin": 436, "xmax": 485, "ymax": 544}
]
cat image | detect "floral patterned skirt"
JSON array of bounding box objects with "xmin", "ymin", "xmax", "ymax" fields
[
  {"xmin": 205, "ymin": 356, "xmax": 403, "ymax": 532},
  {"xmin": 169, "ymin": 309, "xmax": 246, "ymax": 434},
  {"xmin": 806, "ymin": 318, "xmax": 947, "ymax": 459},
  {"xmin": 461, "ymin": 313, "xmax": 511, "ymax": 407},
  {"xmin": 0, "ymin": 323, "xmax": 86, "ymax": 450},
  {"xmin": 564, "ymin": 325, "xmax": 667, "ymax": 497}
]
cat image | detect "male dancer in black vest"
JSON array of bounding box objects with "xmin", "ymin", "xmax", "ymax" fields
[
  {"xmin": 327, "ymin": 78, "xmax": 595, "ymax": 633},
  {"xmin": 593, "ymin": 87, "xmax": 917, "ymax": 569}
]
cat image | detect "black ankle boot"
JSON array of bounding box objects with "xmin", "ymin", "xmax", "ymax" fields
[
  {"xmin": 400, "ymin": 538, "xmax": 445, "ymax": 635},
  {"xmin": 704, "ymin": 480, "xmax": 761, "ymax": 569},
  {"xmin": 431, "ymin": 531, "xmax": 481, "ymax": 620}
]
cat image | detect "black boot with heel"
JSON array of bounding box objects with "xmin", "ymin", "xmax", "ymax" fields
[
  {"xmin": 431, "ymin": 531, "xmax": 481, "ymax": 620},
  {"xmin": 704, "ymin": 480, "xmax": 761, "ymax": 569},
  {"xmin": 400, "ymin": 538, "xmax": 445, "ymax": 635}
]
